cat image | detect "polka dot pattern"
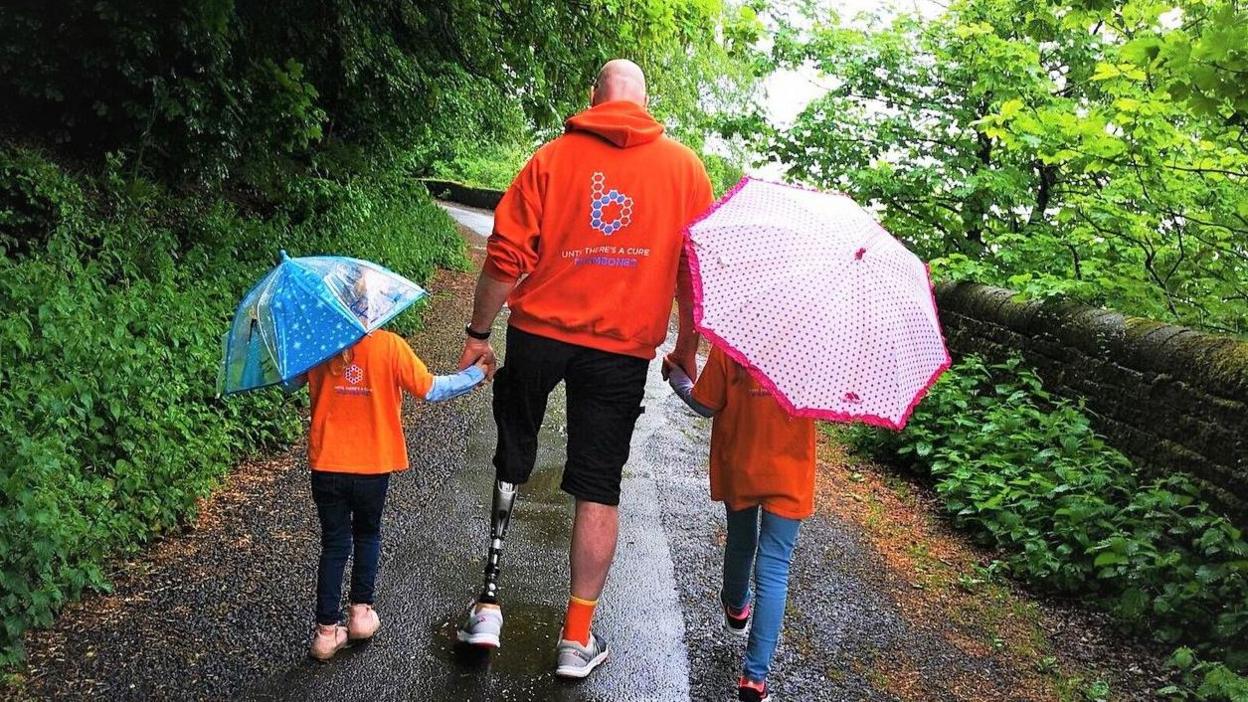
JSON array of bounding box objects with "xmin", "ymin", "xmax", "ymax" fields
[{"xmin": 686, "ymin": 178, "xmax": 952, "ymax": 430}]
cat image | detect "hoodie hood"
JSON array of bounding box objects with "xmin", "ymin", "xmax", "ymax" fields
[{"xmin": 564, "ymin": 100, "xmax": 665, "ymax": 148}]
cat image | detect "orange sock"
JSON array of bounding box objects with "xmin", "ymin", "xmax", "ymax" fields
[{"xmin": 563, "ymin": 595, "xmax": 597, "ymax": 646}]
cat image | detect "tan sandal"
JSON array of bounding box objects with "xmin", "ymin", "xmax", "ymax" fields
[
  {"xmin": 309, "ymin": 623, "xmax": 348, "ymax": 661},
  {"xmin": 347, "ymin": 603, "xmax": 381, "ymax": 641}
]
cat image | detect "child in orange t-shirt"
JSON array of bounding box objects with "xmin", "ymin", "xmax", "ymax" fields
[
  {"xmin": 290, "ymin": 330, "xmax": 487, "ymax": 661},
  {"xmin": 667, "ymin": 345, "xmax": 816, "ymax": 702}
]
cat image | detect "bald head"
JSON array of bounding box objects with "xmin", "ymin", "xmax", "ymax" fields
[{"xmin": 592, "ymin": 59, "xmax": 647, "ymax": 106}]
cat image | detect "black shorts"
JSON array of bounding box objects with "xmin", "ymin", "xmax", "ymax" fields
[{"xmin": 492, "ymin": 326, "xmax": 648, "ymax": 506}]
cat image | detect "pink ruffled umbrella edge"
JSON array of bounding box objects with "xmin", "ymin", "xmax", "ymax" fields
[{"xmin": 681, "ymin": 175, "xmax": 954, "ymax": 431}]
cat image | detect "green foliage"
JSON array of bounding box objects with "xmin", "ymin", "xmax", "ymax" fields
[
  {"xmin": 751, "ymin": 0, "xmax": 1248, "ymax": 335},
  {"xmin": 846, "ymin": 355, "xmax": 1248, "ymax": 697},
  {"xmin": 0, "ymin": 150, "xmax": 86, "ymax": 258},
  {"xmin": 429, "ymin": 141, "xmax": 533, "ymax": 191},
  {"xmin": 0, "ymin": 145, "xmax": 463, "ymax": 665},
  {"xmin": 1164, "ymin": 648, "xmax": 1248, "ymax": 700},
  {"xmin": 0, "ymin": 1, "xmax": 760, "ymax": 187},
  {"xmin": 703, "ymin": 152, "xmax": 746, "ymax": 197}
]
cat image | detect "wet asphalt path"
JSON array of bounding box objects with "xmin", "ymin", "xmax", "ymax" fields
[{"xmin": 440, "ymin": 203, "xmax": 496, "ymax": 241}]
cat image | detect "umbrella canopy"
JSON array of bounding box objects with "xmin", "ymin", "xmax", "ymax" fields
[
  {"xmin": 685, "ymin": 177, "xmax": 951, "ymax": 430},
  {"xmin": 218, "ymin": 252, "xmax": 427, "ymax": 395}
]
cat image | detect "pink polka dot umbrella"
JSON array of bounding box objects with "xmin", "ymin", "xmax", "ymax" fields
[{"xmin": 685, "ymin": 177, "xmax": 951, "ymax": 430}]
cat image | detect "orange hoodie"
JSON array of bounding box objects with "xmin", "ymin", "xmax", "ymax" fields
[{"xmin": 484, "ymin": 100, "xmax": 714, "ymax": 359}]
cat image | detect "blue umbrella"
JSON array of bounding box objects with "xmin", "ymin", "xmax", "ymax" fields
[{"xmin": 218, "ymin": 251, "xmax": 428, "ymax": 395}]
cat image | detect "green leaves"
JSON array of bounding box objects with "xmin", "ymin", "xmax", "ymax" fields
[
  {"xmin": 1, "ymin": 1, "xmax": 758, "ymax": 190},
  {"xmin": 845, "ymin": 353, "xmax": 1248, "ymax": 694}
]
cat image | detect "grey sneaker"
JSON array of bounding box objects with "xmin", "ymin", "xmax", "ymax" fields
[
  {"xmin": 457, "ymin": 600, "xmax": 503, "ymax": 648},
  {"xmin": 554, "ymin": 633, "xmax": 610, "ymax": 678}
]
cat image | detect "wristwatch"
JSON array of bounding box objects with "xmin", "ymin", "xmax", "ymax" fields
[{"xmin": 465, "ymin": 324, "xmax": 491, "ymax": 341}]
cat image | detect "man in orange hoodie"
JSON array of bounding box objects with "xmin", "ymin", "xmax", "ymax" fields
[{"xmin": 455, "ymin": 59, "xmax": 712, "ymax": 677}]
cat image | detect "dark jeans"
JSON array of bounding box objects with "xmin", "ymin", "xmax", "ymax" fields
[
  {"xmin": 310, "ymin": 471, "xmax": 390, "ymax": 625},
  {"xmin": 492, "ymin": 325, "xmax": 648, "ymax": 506}
]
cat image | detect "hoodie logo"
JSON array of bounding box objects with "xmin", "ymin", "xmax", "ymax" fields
[{"xmin": 589, "ymin": 172, "xmax": 634, "ymax": 236}]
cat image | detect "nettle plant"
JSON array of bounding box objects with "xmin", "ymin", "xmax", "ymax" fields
[{"xmin": 847, "ymin": 354, "xmax": 1248, "ymax": 694}]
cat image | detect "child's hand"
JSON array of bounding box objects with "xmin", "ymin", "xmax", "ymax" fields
[
  {"xmin": 663, "ymin": 351, "xmax": 697, "ymax": 382},
  {"xmin": 459, "ymin": 338, "xmax": 497, "ymax": 380},
  {"xmin": 472, "ymin": 357, "xmax": 491, "ymax": 383}
]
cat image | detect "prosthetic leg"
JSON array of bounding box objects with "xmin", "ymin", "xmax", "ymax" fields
[
  {"xmin": 478, "ymin": 480, "xmax": 518, "ymax": 604},
  {"xmin": 458, "ymin": 480, "xmax": 519, "ymax": 648}
]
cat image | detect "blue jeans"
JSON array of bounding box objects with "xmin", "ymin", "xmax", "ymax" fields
[
  {"xmin": 311, "ymin": 471, "xmax": 390, "ymax": 625},
  {"xmin": 722, "ymin": 505, "xmax": 802, "ymax": 683}
]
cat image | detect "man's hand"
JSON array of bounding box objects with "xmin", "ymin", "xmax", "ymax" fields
[
  {"xmin": 459, "ymin": 270, "xmax": 515, "ymax": 382},
  {"xmin": 459, "ymin": 338, "xmax": 497, "ymax": 380}
]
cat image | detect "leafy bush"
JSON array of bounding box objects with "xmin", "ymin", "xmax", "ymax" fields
[
  {"xmin": 428, "ymin": 140, "xmax": 532, "ymax": 191},
  {"xmin": 847, "ymin": 355, "xmax": 1248, "ymax": 697},
  {"xmin": 1165, "ymin": 649, "xmax": 1248, "ymax": 701},
  {"xmin": 0, "ymin": 146, "xmax": 464, "ymax": 664}
]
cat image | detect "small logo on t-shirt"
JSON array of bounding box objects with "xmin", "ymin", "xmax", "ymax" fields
[
  {"xmin": 344, "ymin": 363, "xmax": 364, "ymax": 385},
  {"xmin": 589, "ymin": 172, "xmax": 634, "ymax": 236}
]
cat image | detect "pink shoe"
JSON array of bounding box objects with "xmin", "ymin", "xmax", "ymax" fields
[
  {"xmin": 348, "ymin": 603, "xmax": 381, "ymax": 641},
  {"xmin": 310, "ymin": 623, "xmax": 348, "ymax": 661}
]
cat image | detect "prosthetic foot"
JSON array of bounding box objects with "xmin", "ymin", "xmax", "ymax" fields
[{"xmin": 457, "ymin": 480, "xmax": 518, "ymax": 648}]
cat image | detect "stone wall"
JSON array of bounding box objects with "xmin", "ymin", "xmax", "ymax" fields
[
  {"xmin": 935, "ymin": 282, "xmax": 1248, "ymax": 520},
  {"xmin": 420, "ymin": 179, "xmax": 504, "ymax": 210}
]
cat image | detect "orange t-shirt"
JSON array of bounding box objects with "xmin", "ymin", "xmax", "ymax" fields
[
  {"xmin": 307, "ymin": 330, "xmax": 433, "ymax": 474},
  {"xmin": 691, "ymin": 347, "xmax": 817, "ymax": 519}
]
